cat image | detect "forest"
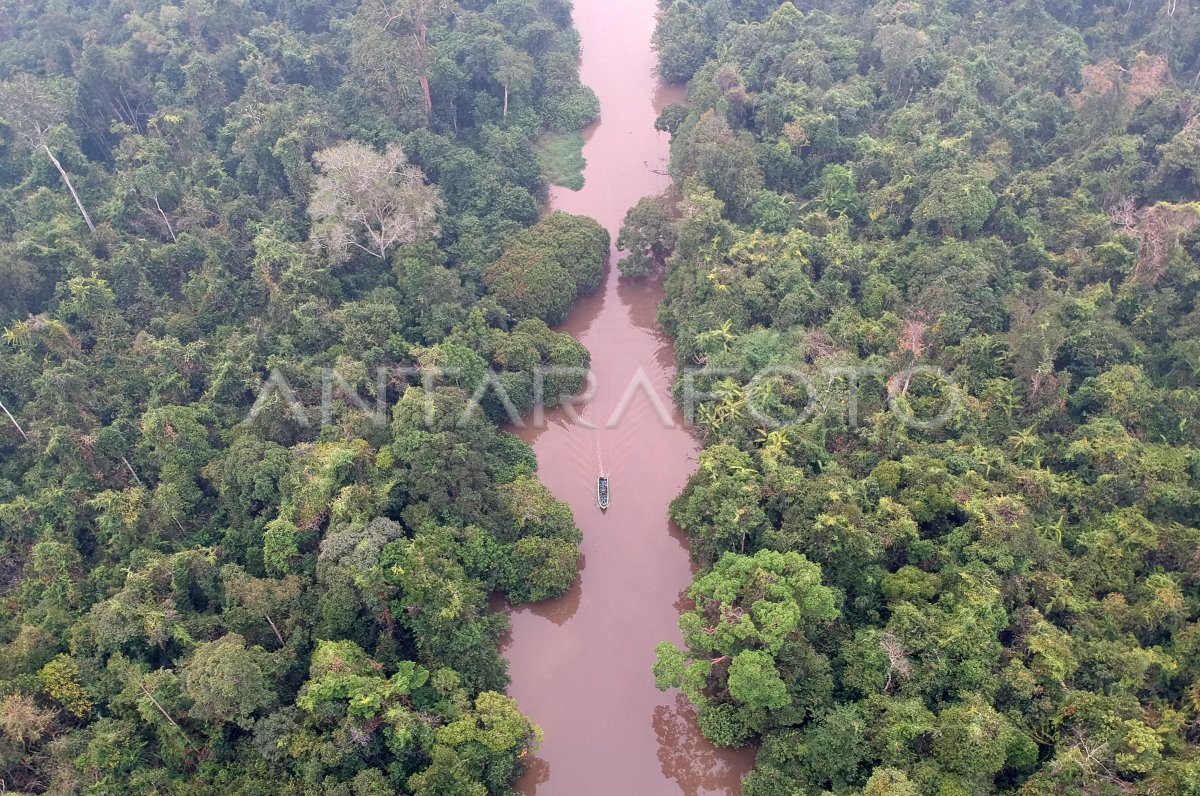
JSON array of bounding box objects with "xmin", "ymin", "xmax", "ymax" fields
[
  {"xmin": 4, "ymin": 0, "xmax": 1200, "ymax": 794},
  {"xmin": 640, "ymin": 0, "xmax": 1200, "ymax": 794},
  {"xmin": 0, "ymin": 0, "xmax": 611, "ymax": 793}
]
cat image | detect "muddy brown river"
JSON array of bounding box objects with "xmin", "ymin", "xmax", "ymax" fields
[{"xmin": 499, "ymin": 0, "xmax": 756, "ymax": 792}]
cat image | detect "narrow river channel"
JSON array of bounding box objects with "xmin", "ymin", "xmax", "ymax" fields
[{"xmin": 500, "ymin": 0, "xmax": 756, "ymax": 792}]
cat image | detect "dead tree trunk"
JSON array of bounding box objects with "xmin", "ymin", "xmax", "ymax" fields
[
  {"xmin": 265, "ymin": 613, "xmax": 286, "ymax": 646},
  {"xmin": 133, "ymin": 673, "xmax": 195, "ymax": 751},
  {"xmin": 0, "ymin": 399, "xmax": 28, "ymax": 442},
  {"xmin": 417, "ymin": 24, "xmax": 432, "ymax": 115},
  {"xmin": 153, "ymin": 194, "xmax": 176, "ymax": 242},
  {"xmin": 41, "ymin": 142, "xmax": 95, "ymax": 233}
]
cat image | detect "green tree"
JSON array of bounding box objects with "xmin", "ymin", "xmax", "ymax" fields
[
  {"xmin": 182, "ymin": 634, "xmax": 278, "ymax": 729},
  {"xmin": 485, "ymin": 242, "xmax": 575, "ymax": 325},
  {"xmin": 655, "ymin": 549, "xmax": 839, "ymax": 744},
  {"xmin": 617, "ymin": 194, "xmax": 678, "ymax": 277},
  {"xmin": 495, "ymin": 47, "xmax": 535, "ymax": 119},
  {"xmin": 912, "ymin": 168, "xmax": 998, "ymax": 237},
  {"xmin": 674, "ymin": 109, "xmax": 764, "ymax": 213}
]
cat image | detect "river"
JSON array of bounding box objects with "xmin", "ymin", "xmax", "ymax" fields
[{"xmin": 499, "ymin": 0, "xmax": 756, "ymax": 793}]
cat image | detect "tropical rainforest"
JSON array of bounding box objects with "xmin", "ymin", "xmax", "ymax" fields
[
  {"xmin": 643, "ymin": 1, "xmax": 1200, "ymax": 795},
  {"xmin": 4, "ymin": 0, "xmax": 1200, "ymax": 794},
  {"xmin": 0, "ymin": 0, "xmax": 611, "ymax": 793}
]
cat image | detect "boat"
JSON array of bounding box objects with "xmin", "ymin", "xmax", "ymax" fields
[{"xmin": 597, "ymin": 475, "xmax": 610, "ymax": 510}]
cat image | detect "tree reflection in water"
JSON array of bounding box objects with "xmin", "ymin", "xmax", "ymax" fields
[
  {"xmin": 654, "ymin": 693, "xmax": 751, "ymax": 795},
  {"xmin": 516, "ymin": 756, "xmax": 551, "ymax": 793}
]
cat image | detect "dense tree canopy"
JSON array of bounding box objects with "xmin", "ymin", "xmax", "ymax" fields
[
  {"xmin": 0, "ymin": 0, "xmax": 599, "ymax": 792},
  {"xmin": 649, "ymin": 1, "xmax": 1200, "ymax": 794},
  {"xmin": 4, "ymin": 0, "xmax": 1200, "ymax": 792},
  {"xmin": 484, "ymin": 210, "xmax": 609, "ymax": 324}
]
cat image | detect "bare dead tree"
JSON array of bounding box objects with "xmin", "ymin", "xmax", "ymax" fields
[
  {"xmin": 121, "ymin": 456, "xmax": 187, "ymax": 535},
  {"xmin": 1110, "ymin": 198, "xmax": 1200, "ymax": 285},
  {"xmin": 152, "ymin": 195, "xmax": 177, "ymax": 242},
  {"xmin": 308, "ymin": 141, "xmax": 442, "ymax": 263},
  {"xmin": 121, "ymin": 457, "xmax": 144, "ymax": 486},
  {"xmin": 888, "ymin": 315, "xmax": 930, "ymax": 396},
  {"xmin": 880, "ymin": 631, "xmax": 911, "ymax": 693},
  {"xmin": 1049, "ymin": 726, "xmax": 1138, "ymax": 792}
]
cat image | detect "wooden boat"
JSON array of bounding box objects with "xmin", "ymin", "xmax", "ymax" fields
[{"xmin": 597, "ymin": 476, "xmax": 610, "ymax": 510}]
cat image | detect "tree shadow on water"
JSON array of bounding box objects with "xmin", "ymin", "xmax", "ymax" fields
[
  {"xmin": 616, "ymin": 266, "xmax": 667, "ymax": 331},
  {"xmin": 495, "ymin": 554, "xmax": 587, "ymax": 655},
  {"xmin": 514, "ymin": 755, "xmax": 551, "ymax": 794},
  {"xmin": 653, "ymin": 693, "xmax": 749, "ymax": 795}
]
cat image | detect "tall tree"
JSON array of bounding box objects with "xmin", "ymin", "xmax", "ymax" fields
[
  {"xmin": 617, "ymin": 194, "xmax": 677, "ymax": 277},
  {"xmin": 308, "ymin": 141, "xmax": 443, "ymax": 262},
  {"xmin": 495, "ymin": 47, "xmax": 535, "ymax": 119},
  {"xmin": 0, "ymin": 75, "xmax": 95, "ymax": 232},
  {"xmin": 350, "ymin": 0, "xmax": 452, "ymax": 118}
]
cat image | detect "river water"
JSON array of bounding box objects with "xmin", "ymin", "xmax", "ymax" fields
[{"xmin": 499, "ymin": 0, "xmax": 755, "ymax": 792}]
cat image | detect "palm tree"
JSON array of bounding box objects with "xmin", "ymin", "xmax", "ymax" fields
[
  {"xmin": 696, "ymin": 378, "xmax": 747, "ymax": 437},
  {"xmin": 1039, "ymin": 514, "xmax": 1066, "ymax": 546},
  {"xmin": 3, "ymin": 315, "xmax": 77, "ymax": 356},
  {"xmin": 993, "ymin": 388, "xmax": 1020, "ymax": 420},
  {"xmin": 1007, "ymin": 426, "xmax": 1045, "ymax": 468},
  {"xmin": 756, "ymin": 428, "xmax": 792, "ymax": 469},
  {"xmin": 1, "ymin": 320, "xmax": 32, "ymax": 349},
  {"xmin": 695, "ymin": 320, "xmax": 736, "ymax": 354}
]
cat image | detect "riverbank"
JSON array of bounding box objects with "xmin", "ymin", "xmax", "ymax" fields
[{"xmin": 499, "ymin": 0, "xmax": 755, "ymax": 793}]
